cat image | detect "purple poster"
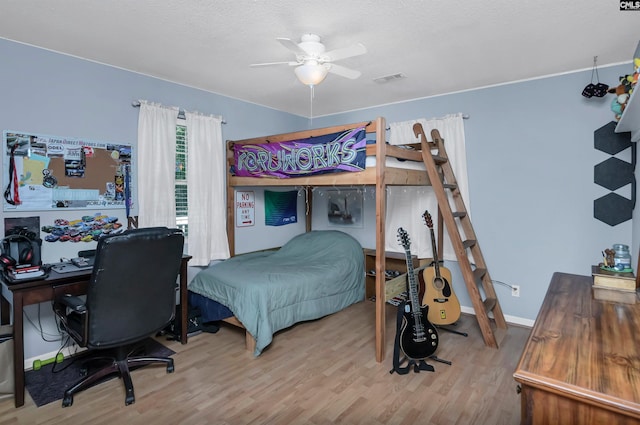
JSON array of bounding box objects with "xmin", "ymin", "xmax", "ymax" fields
[{"xmin": 234, "ymin": 127, "xmax": 366, "ymax": 178}]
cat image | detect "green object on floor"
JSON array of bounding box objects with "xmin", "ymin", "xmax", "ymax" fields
[{"xmin": 32, "ymin": 353, "xmax": 64, "ymax": 371}]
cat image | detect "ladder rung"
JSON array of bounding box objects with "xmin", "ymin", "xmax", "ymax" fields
[
  {"xmin": 432, "ymin": 155, "xmax": 447, "ymax": 164},
  {"xmin": 452, "ymin": 211, "xmax": 467, "ymax": 218},
  {"xmin": 462, "ymin": 239, "xmax": 476, "ymax": 249},
  {"xmin": 473, "ymin": 268, "xmax": 487, "ymax": 282},
  {"xmin": 443, "ymin": 183, "xmax": 457, "ymax": 189},
  {"xmin": 483, "ymin": 297, "xmax": 497, "ymax": 313}
]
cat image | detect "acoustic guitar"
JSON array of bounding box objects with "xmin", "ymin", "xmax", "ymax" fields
[
  {"xmin": 396, "ymin": 227, "xmax": 439, "ymax": 360},
  {"xmin": 422, "ymin": 210, "xmax": 461, "ymax": 325}
]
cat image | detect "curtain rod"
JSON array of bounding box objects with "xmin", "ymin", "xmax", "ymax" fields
[
  {"xmin": 131, "ymin": 100, "xmax": 226, "ymax": 124},
  {"xmin": 385, "ymin": 114, "xmax": 470, "ymax": 130},
  {"xmin": 386, "ymin": 114, "xmax": 470, "ymax": 126},
  {"xmin": 433, "ymin": 114, "xmax": 470, "ymax": 119}
]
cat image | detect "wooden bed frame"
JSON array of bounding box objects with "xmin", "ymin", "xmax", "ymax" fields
[{"xmin": 224, "ymin": 117, "xmax": 433, "ymax": 362}]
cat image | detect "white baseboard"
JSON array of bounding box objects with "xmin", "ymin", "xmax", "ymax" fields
[
  {"xmin": 24, "ymin": 345, "xmax": 86, "ymax": 371},
  {"xmin": 460, "ymin": 305, "xmax": 534, "ymax": 328}
]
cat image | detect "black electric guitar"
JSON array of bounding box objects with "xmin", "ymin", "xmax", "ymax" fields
[
  {"xmin": 397, "ymin": 227, "xmax": 439, "ymax": 360},
  {"xmin": 422, "ymin": 210, "xmax": 461, "ymax": 325}
]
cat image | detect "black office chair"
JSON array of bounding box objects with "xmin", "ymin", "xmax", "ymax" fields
[{"xmin": 53, "ymin": 227, "xmax": 184, "ymax": 407}]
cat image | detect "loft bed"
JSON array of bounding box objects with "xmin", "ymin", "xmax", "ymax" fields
[{"xmin": 223, "ymin": 117, "xmax": 432, "ymax": 362}]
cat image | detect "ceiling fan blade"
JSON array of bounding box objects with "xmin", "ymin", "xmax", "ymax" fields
[
  {"xmin": 250, "ymin": 61, "xmax": 299, "ymax": 67},
  {"xmin": 324, "ymin": 43, "xmax": 367, "ymax": 62},
  {"xmin": 276, "ymin": 37, "xmax": 306, "ymax": 55},
  {"xmin": 326, "ymin": 63, "xmax": 361, "ymax": 79}
]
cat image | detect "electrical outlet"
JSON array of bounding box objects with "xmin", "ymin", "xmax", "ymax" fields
[{"xmin": 512, "ymin": 285, "xmax": 520, "ymax": 297}]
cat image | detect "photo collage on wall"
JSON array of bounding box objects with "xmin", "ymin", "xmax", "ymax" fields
[{"xmin": 3, "ymin": 131, "xmax": 133, "ymax": 212}]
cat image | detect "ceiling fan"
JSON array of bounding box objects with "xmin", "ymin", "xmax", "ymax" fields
[{"xmin": 250, "ymin": 34, "xmax": 367, "ymax": 86}]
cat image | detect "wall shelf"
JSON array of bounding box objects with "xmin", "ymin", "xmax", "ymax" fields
[{"xmin": 615, "ymin": 40, "xmax": 640, "ymax": 142}]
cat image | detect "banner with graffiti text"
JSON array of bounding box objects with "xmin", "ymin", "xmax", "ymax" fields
[{"xmin": 233, "ymin": 126, "xmax": 366, "ymax": 178}]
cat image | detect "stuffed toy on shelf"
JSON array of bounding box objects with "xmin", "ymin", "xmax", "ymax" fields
[{"xmin": 608, "ymin": 75, "xmax": 634, "ymax": 121}]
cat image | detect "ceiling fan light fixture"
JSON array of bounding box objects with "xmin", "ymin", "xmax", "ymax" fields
[{"xmin": 294, "ymin": 61, "xmax": 328, "ymax": 86}]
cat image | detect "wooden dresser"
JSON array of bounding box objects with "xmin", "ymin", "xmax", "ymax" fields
[{"xmin": 514, "ymin": 272, "xmax": 640, "ymax": 424}]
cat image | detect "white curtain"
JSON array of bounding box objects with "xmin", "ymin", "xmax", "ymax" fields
[
  {"xmin": 137, "ymin": 101, "xmax": 179, "ymax": 228},
  {"xmin": 186, "ymin": 112, "xmax": 230, "ymax": 265},
  {"xmin": 385, "ymin": 113, "xmax": 469, "ymax": 261}
]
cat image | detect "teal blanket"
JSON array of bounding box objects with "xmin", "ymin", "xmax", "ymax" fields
[{"xmin": 188, "ymin": 230, "xmax": 365, "ymax": 356}]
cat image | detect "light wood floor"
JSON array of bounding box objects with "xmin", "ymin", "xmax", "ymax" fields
[{"xmin": 0, "ymin": 300, "xmax": 531, "ymax": 425}]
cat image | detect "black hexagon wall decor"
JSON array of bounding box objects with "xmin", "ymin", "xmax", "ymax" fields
[
  {"xmin": 594, "ymin": 157, "xmax": 634, "ymax": 191},
  {"xmin": 593, "ymin": 122, "xmax": 634, "ymax": 226},
  {"xmin": 594, "ymin": 193, "xmax": 633, "ymax": 226},
  {"xmin": 594, "ymin": 121, "xmax": 632, "ymax": 155}
]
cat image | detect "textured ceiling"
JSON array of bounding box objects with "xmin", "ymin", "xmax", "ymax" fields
[{"xmin": 1, "ymin": 0, "xmax": 638, "ymax": 117}]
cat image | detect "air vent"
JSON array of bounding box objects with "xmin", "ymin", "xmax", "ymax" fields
[{"xmin": 373, "ymin": 73, "xmax": 406, "ymax": 84}]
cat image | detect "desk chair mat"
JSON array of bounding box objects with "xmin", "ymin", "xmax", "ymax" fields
[{"xmin": 24, "ymin": 338, "xmax": 174, "ymax": 407}]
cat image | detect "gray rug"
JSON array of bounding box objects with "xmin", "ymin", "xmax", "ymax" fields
[{"xmin": 25, "ymin": 338, "xmax": 175, "ymax": 407}]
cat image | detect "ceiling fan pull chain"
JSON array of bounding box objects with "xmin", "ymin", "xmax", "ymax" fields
[{"xmin": 309, "ymin": 85, "xmax": 314, "ymax": 126}]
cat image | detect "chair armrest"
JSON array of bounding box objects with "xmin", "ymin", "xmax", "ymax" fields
[{"xmin": 56, "ymin": 294, "xmax": 87, "ymax": 313}]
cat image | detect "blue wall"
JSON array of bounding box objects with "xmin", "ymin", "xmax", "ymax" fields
[
  {"xmin": 311, "ymin": 64, "xmax": 634, "ymax": 324},
  {"xmin": 0, "ymin": 38, "xmax": 304, "ymax": 361},
  {"xmin": 0, "ymin": 36, "xmax": 635, "ymax": 360}
]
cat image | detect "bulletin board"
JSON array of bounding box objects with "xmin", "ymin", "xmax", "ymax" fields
[{"xmin": 3, "ymin": 131, "xmax": 133, "ymax": 211}]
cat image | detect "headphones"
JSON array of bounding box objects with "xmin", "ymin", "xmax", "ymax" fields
[
  {"xmin": 0, "ymin": 234, "xmax": 35, "ymax": 269},
  {"xmin": 7, "ymin": 227, "xmax": 37, "ymax": 240}
]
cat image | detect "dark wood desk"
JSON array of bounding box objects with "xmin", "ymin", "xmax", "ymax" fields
[
  {"xmin": 0, "ymin": 255, "xmax": 191, "ymax": 408},
  {"xmin": 514, "ymin": 272, "xmax": 640, "ymax": 424}
]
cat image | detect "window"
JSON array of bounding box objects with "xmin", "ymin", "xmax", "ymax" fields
[{"xmin": 175, "ymin": 122, "xmax": 188, "ymax": 236}]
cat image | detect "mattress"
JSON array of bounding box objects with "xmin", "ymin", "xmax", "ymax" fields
[{"xmin": 365, "ymin": 156, "xmax": 426, "ymax": 170}]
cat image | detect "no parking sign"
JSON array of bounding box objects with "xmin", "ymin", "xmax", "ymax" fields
[{"xmin": 236, "ymin": 191, "xmax": 255, "ymax": 227}]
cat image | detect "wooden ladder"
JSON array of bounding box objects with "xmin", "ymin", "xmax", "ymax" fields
[{"xmin": 413, "ymin": 123, "xmax": 507, "ymax": 348}]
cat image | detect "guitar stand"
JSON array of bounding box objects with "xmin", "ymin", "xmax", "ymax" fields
[
  {"xmin": 390, "ymin": 355, "xmax": 435, "ymax": 375},
  {"xmin": 436, "ymin": 324, "xmax": 468, "ymax": 338},
  {"xmin": 429, "ymin": 355, "xmax": 452, "ymax": 366}
]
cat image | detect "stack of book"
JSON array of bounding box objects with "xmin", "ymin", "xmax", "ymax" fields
[
  {"xmin": 591, "ymin": 265, "xmax": 638, "ymax": 304},
  {"xmin": 7, "ymin": 264, "xmax": 45, "ymax": 280}
]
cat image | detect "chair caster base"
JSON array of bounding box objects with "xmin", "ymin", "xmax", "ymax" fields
[
  {"xmin": 62, "ymin": 394, "xmax": 73, "ymax": 407},
  {"xmin": 125, "ymin": 394, "xmax": 135, "ymax": 405}
]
